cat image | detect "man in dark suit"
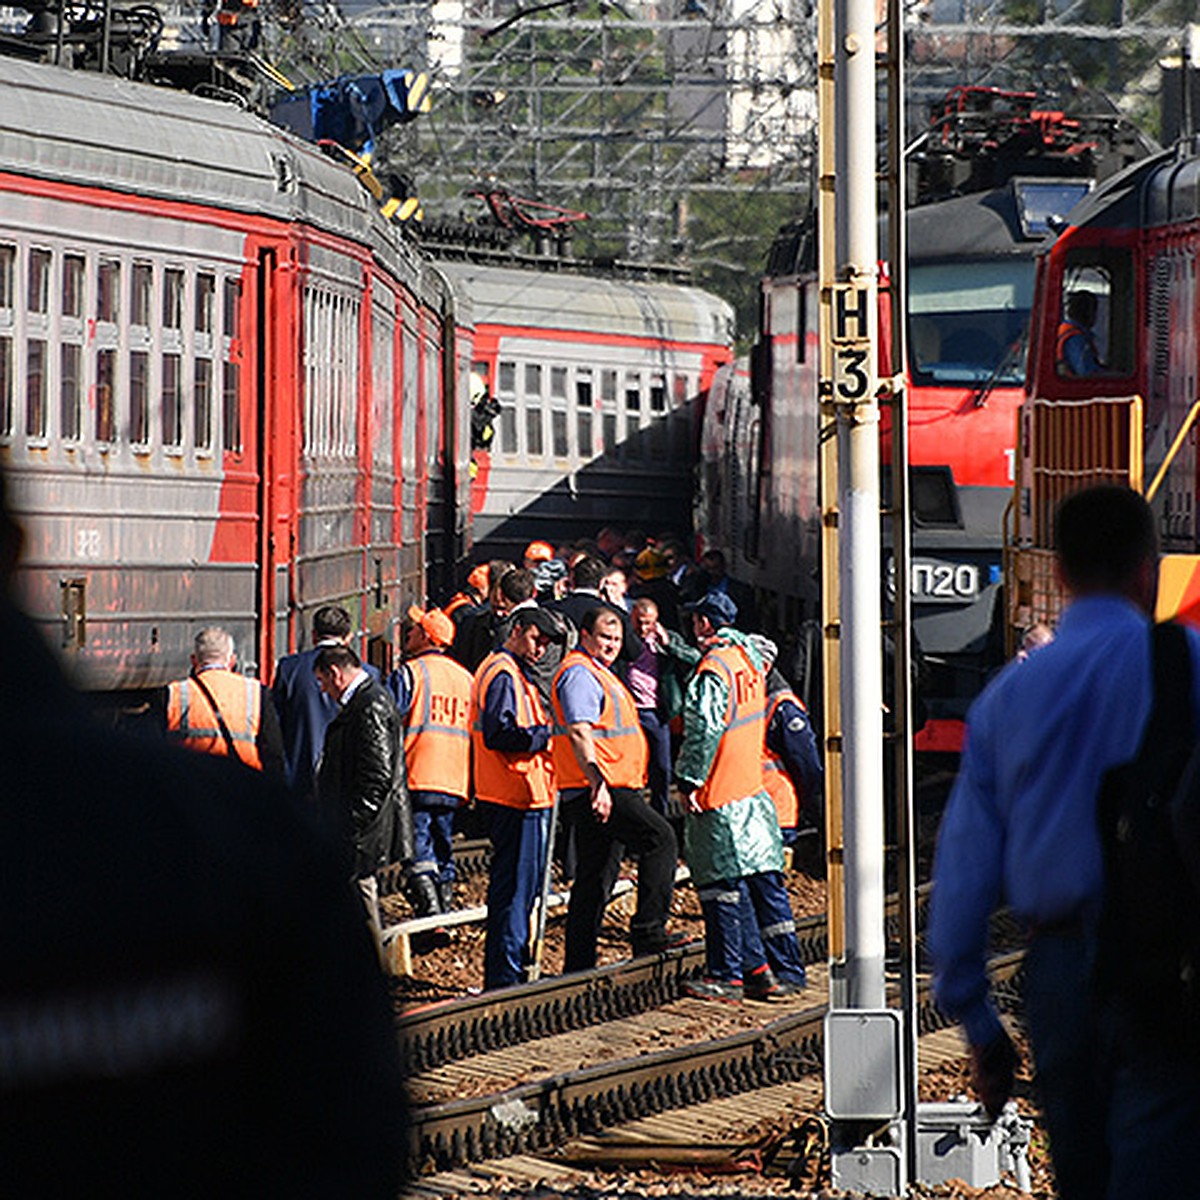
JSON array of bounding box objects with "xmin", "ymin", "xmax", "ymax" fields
[
  {"xmin": 550, "ymin": 555, "xmax": 644, "ymax": 676},
  {"xmin": 272, "ymin": 605, "xmax": 376, "ymax": 801},
  {"xmin": 314, "ymin": 644, "xmax": 402, "ymax": 943}
]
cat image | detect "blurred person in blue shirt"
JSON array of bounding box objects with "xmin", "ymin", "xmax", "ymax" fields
[{"xmin": 928, "ymin": 485, "xmax": 1200, "ymax": 1199}]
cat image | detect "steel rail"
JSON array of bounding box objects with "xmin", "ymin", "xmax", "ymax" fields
[
  {"xmin": 407, "ymin": 950, "xmax": 1025, "ymax": 1173},
  {"xmin": 398, "ymin": 889, "xmax": 930, "ymax": 1073}
]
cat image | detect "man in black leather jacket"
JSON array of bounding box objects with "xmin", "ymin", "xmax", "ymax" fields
[{"xmin": 314, "ymin": 643, "xmax": 403, "ymax": 941}]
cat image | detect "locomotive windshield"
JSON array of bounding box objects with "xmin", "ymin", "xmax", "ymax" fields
[{"xmin": 907, "ymin": 261, "xmax": 1034, "ymax": 386}]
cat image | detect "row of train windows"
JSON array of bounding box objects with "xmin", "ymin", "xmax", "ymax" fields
[
  {"xmin": 0, "ymin": 245, "xmax": 234, "ymax": 334},
  {"xmin": 0, "ymin": 243, "xmax": 242, "ymax": 452},
  {"xmin": 0, "ymin": 338, "xmax": 242, "ymax": 452},
  {"xmin": 491, "ymin": 360, "xmax": 690, "ymax": 461}
]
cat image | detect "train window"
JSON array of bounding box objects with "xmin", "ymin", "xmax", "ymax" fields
[
  {"xmin": 96, "ymin": 349, "xmax": 116, "ymax": 445},
  {"xmin": 97, "ymin": 260, "xmax": 120, "ymax": 324},
  {"xmin": 552, "ymin": 409, "xmax": 569, "ymax": 458},
  {"xmin": 60, "ymin": 344, "xmax": 81, "ymax": 442},
  {"xmin": 576, "ymin": 370, "xmax": 594, "ymax": 459},
  {"xmin": 223, "ymin": 277, "xmax": 241, "ymax": 336},
  {"xmin": 163, "ymin": 269, "xmax": 184, "ymax": 331},
  {"xmin": 650, "ymin": 375, "xmax": 667, "ymax": 413},
  {"xmin": 526, "ymin": 404, "xmax": 544, "ymax": 457},
  {"xmin": 673, "ymin": 373, "xmax": 688, "ymax": 408},
  {"xmin": 0, "ymin": 337, "xmax": 10, "ymax": 437},
  {"xmin": 27, "ymin": 250, "xmax": 51, "ymax": 316},
  {"xmin": 372, "ymin": 311, "xmax": 395, "ymax": 473},
  {"xmin": 525, "ymin": 363, "xmax": 543, "ymax": 397},
  {"xmin": 130, "ymin": 351, "xmax": 150, "ymax": 447},
  {"xmin": 625, "ymin": 373, "xmax": 641, "ymax": 414},
  {"xmin": 223, "ymin": 362, "xmax": 241, "ymax": 453},
  {"xmin": 601, "ymin": 369, "xmax": 616, "ymax": 402},
  {"xmin": 1057, "ymin": 253, "xmax": 1133, "ymax": 378},
  {"xmin": 195, "ymin": 274, "xmax": 215, "ymax": 335},
  {"xmin": 62, "ymin": 255, "xmax": 84, "ymax": 319},
  {"xmin": 499, "ymin": 360, "xmax": 516, "ymax": 392},
  {"xmin": 551, "ymin": 366, "xmax": 567, "ymax": 399},
  {"xmin": 194, "ymin": 358, "xmax": 213, "ymax": 452},
  {"xmin": 162, "ymin": 353, "xmax": 182, "ymax": 448},
  {"xmin": 131, "ymin": 263, "xmax": 153, "ymax": 328},
  {"xmin": 603, "ymin": 406, "xmax": 618, "ymax": 455},
  {"xmin": 0, "ymin": 245, "xmax": 13, "ymax": 311},
  {"xmin": 907, "ymin": 261, "xmax": 1033, "ymax": 386},
  {"xmin": 26, "ymin": 339, "xmax": 46, "ymax": 439}
]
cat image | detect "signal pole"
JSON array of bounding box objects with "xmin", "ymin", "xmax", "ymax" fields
[{"xmin": 819, "ymin": 0, "xmax": 900, "ymax": 1187}]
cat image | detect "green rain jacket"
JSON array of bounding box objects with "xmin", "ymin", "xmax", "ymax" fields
[{"xmin": 675, "ymin": 627, "xmax": 784, "ymax": 886}]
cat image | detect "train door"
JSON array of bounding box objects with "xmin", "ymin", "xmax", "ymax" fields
[{"xmin": 398, "ymin": 297, "xmax": 423, "ymax": 608}]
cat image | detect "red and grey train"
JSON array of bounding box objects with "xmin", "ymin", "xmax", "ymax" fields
[
  {"xmin": 0, "ymin": 58, "xmax": 733, "ymax": 698},
  {"xmin": 1010, "ymin": 134, "xmax": 1200, "ymax": 636},
  {"xmin": 698, "ymin": 87, "xmax": 1152, "ymax": 749}
]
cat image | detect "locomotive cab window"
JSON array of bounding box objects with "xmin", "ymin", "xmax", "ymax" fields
[{"xmin": 1056, "ymin": 253, "xmax": 1132, "ymax": 379}]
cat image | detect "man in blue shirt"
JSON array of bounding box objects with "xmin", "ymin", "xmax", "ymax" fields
[
  {"xmin": 1055, "ymin": 289, "xmax": 1102, "ymax": 378},
  {"xmin": 928, "ymin": 485, "xmax": 1200, "ymax": 1199}
]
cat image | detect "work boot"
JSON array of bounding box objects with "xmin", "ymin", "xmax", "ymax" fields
[
  {"xmin": 682, "ymin": 978, "xmax": 743, "ymax": 1003},
  {"xmin": 436, "ymin": 878, "xmax": 455, "ymax": 913},
  {"xmin": 631, "ymin": 929, "xmax": 692, "ymax": 957},
  {"xmin": 745, "ymin": 965, "xmax": 807, "ymax": 1001},
  {"xmin": 406, "ymin": 874, "xmax": 442, "ymax": 918}
]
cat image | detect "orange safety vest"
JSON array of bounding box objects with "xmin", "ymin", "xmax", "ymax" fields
[
  {"xmin": 470, "ymin": 651, "xmax": 556, "ymax": 810},
  {"xmin": 550, "ymin": 649, "xmax": 649, "ymax": 791},
  {"xmin": 405, "ymin": 651, "xmax": 472, "ymax": 800},
  {"xmin": 762, "ymin": 690, "xmax": 803, "ymax": 830},
  {"xmin": 445, "ymin": 591, "xmax": 476, "ymax": 618},
  {"xmin": 694, "ymin": 641, "xmax": 766, "ymax": 812},
  {"xmin": 1055, "ymin": 320, "xmax": 1096, "ymax": 376},
  {"xmin": 166, "ymin": 668, "xmax": 263, "ymax": 770}
]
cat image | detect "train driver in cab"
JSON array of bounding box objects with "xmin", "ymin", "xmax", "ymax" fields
[{"xmin": 1056, "ymin": 289, "xmax": 1103, "ymax": 378}]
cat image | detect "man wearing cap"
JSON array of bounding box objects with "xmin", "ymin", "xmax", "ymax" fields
[
  {"xmin": 551, "ymin": 607, "xmax": 680, "ymax": 968},
  {"xmin": 389, "ymin": 608, "xmax": 473, "ymax": 917},
  {"xmin": 471, "ymin": 607, "xmax": 560, "ymax": 988},
  {"xmin": 675, "ymin": 592, "xmax": 808, "ymax": 1002},
  {"xmin": 524, "ymin": 540, "xmax": 556, "ymax": 571},
  {"xmin": 446, "ymin": 564, "xmax": 489, "ymax": 623},
  {"xmin": 631, "ymin": 546, "xmax": 681, "ymax": 631}
]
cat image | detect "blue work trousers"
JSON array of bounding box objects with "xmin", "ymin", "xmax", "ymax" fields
[
  {"xmin": 1023, "ymin": 930, "xmax": 1200, "ymax": 1200},
  {"xmin": 480, "ymin": 800, "xmax": 549, "ymax": 990},
  {"xmin": 699, "ymin": 870, "xmax": 806, "ymax": 983},
  {"xmin": 410, "ymin": 791, "xmax": 457, "ymax": 887},
  {"xmin": 638, "ymin": 708, "xmax": 673, "ymax": 817}
]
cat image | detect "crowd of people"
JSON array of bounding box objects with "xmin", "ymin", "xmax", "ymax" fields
[{"xmin": 161, "ymin": 527, "xmax": 825, "ymax": 999}]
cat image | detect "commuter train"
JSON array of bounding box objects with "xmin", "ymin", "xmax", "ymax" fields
[
  {"xmin": 1009, "ymin": 137, "xmax": 1200, "ymax": 638},
  {"xmin": 0, "ymin": 57, "xmax": 733, "ymax": 696},
  {"xmin": 698, "ymin": 87, "xmax": 1152, "ymax": 749},
  {"xmin": 441, "ymin": 258, "xmax": 733, "ymax": 561}
]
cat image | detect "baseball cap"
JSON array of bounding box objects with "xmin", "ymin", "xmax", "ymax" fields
[
  {"xmin": 512, "ymin": 605, "xmax": 567, "ymax": 641},
  {"xmin": 418, "ymin": 607, "xmax": 456, "ymax": 648},
  {"xmin": 524, "ymin": 540, "xmax": 555, "ymax": 564},
  {"xmin": 685, "ymin": 590, "xmax": 738, "ymax": 627}
]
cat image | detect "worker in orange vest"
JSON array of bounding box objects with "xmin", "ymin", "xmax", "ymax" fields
[
  {"xmin": 748, "ymin": 634, "xmax": 823, "ymax": 847},
  {"xmin": 471, "ymin": 606, "xmax": 560, "ymax": 988},
  {"xmin": 551, "ymin": 606, "xmax": 680, "ymax": 971},
  {"xmin": 164, "ymin": 626, "xmax": 283, "ymax": 778},
  {"xmin": 389, "ymin": 607, "xmax": 473, "ymax": 916},
  {"xmin": 675, "ymin": 593, "xmax": 807, "ymax": 1002}
]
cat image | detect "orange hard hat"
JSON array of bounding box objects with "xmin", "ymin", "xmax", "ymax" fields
[
  {"xmin": 524, "ymin": 540, "xmax": 555, "ymax": 564},
  {"xmin": 417, "ymin": 608, "xmax": 456, "ymax": 648}
]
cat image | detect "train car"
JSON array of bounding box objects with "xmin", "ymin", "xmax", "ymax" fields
[
  {"xmin": 0, "ymin": 57, "xmax": 471, "ymax": 696},
  {"xmin": 1009, "ymin": 138, "xmax": 1200, "ymax": 638},
  {"xmin": 440, "ymin": 257, "xmax": 735, "ymax": 561},
  {"xmin": 699, "ymin": 87, "xmax": 1152, "ymax": 748}
]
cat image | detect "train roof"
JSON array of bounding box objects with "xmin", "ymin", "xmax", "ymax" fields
[
  {"xmin": 436, "ymin": 260, "xmax": 734, "ymax": 347},
  {"xmin": 0, "ymin": 58, "xmax": 426, "ymax": 279},
  {"xmin": 907, "ymin": 182, "xmax": 1050, "ymax": 262}
]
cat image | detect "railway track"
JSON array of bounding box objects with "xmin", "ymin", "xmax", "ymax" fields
[{"xmin": 400, "ymin": 890, "xmax": 1027, "ymax": 1176}]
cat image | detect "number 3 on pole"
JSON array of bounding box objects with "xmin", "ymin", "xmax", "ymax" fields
[{"xmin": 835, "ymin": 346, "xmax": 870, "ymax": 400}]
